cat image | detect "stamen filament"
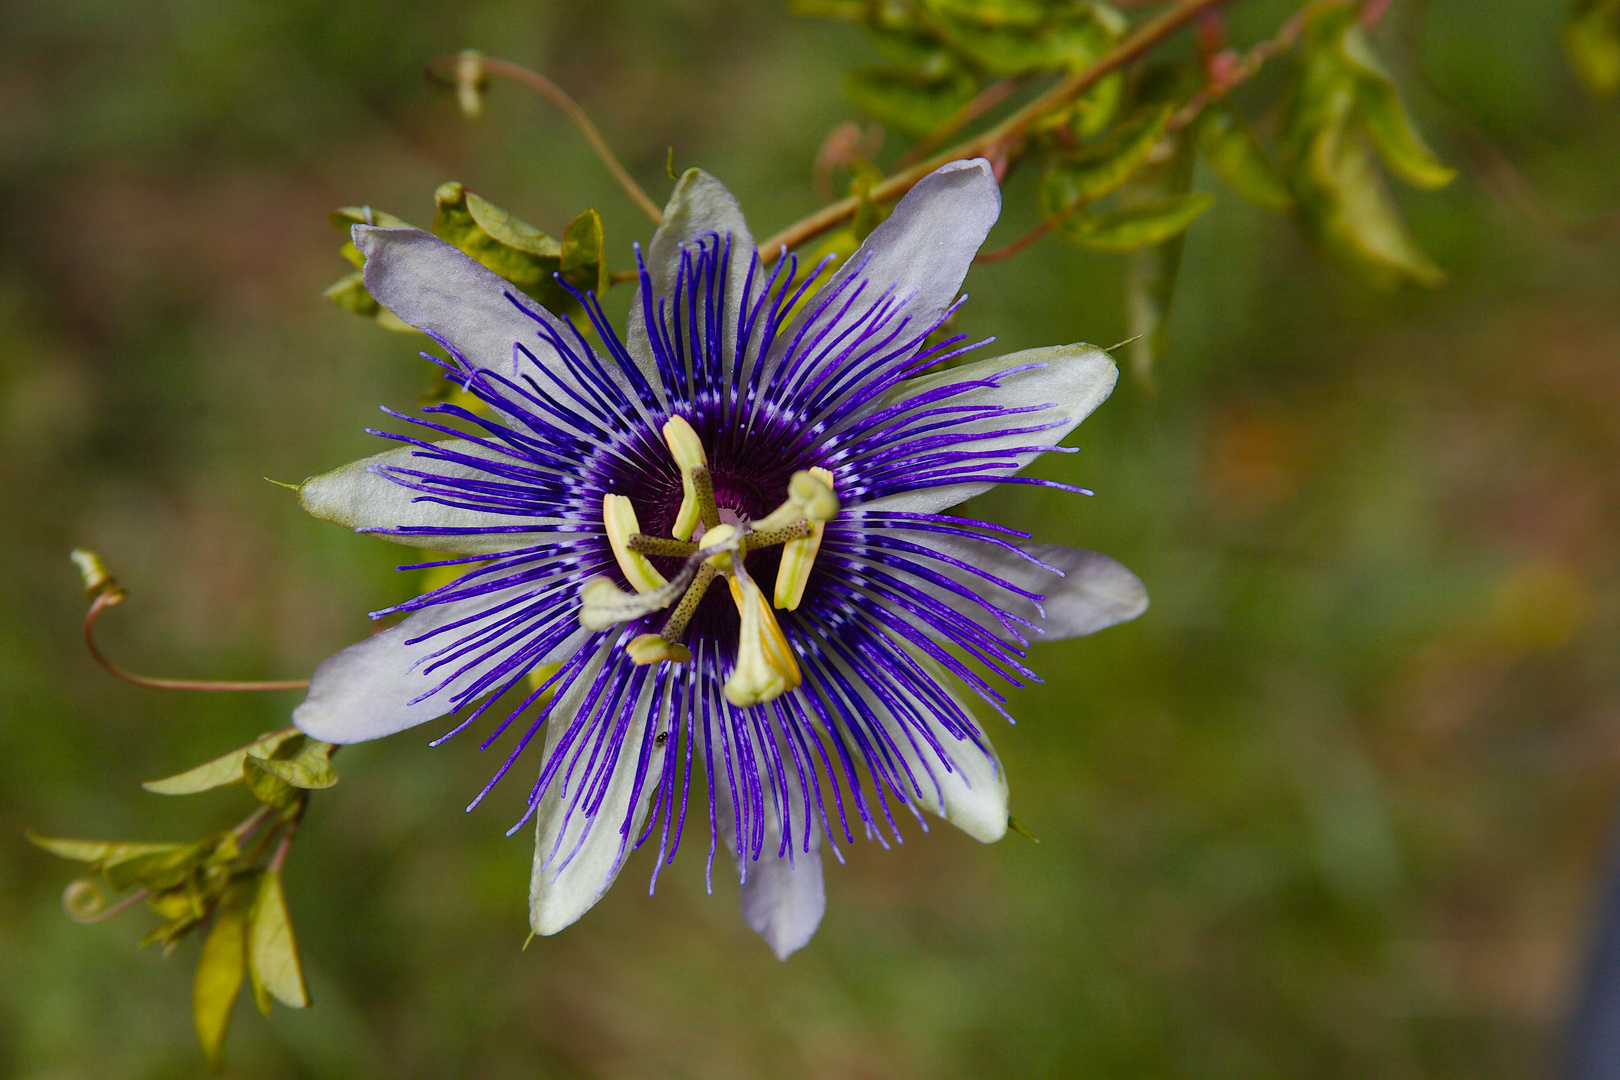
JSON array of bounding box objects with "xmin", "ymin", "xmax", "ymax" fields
[{"xmin": 629, "ymin": 534, "xmax": 699, "ymax": 559}]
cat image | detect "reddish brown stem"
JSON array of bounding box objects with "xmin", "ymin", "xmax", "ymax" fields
[
  {"xmin": 475, "ymin": 56, "xmax": 663, "ymax": 225},
  {"xmin": 895, "ymin": 78, "xmax": 1023, "ymax": 170},
  {"xmin": 84, "ymin": 593, "xmax": 309, "ymax": 693},
  {"xmin": 758, "ymin": 0, "xmax": 1236, "ymax": 262}
]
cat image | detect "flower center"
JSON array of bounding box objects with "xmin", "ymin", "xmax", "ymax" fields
[{"xmin": 579, "ymin": 415, "xmax": 837, "ymax": 707}]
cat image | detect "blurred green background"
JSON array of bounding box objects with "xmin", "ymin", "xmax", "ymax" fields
[{"xmin": 3, "ymin": 0, "xmax": 1619, "ymax": 1076}]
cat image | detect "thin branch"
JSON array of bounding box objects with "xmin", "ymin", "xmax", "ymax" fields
[
  {"xmin": 474, "ymin": 56, "xmax": 664, "ymax": 225},
  {"xmin": 896, "ymin": 77, "xmax": 1024, "ymax": 170},
  {"xmin": 758, "ymin": 0, "xmax": 1236, "ymax": 262},
  {"xmin": 974, "ymin": 216, "xmax": 1057, "ymax": 264},
  {"xmin": 83, "ymin": 593, "xmax": 309, "ymax": 692}
]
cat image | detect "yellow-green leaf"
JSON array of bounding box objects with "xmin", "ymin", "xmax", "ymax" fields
[
  {"xmin": 194, "ymin": 883, "xmax": 254, "ymax": 1072},
  {"xmin": 1197, "ymin": 107, "xmax": 1295, "ymax": 210},
  {"xmin": 1566, "ymin": 0, "xmax": 1620, "ymax": 96},
  {"xmin": 844, "ymin": 67, "xmax": 979, "ymax": 137},
  {"xmin": 560, "ymin": 208, "xmax": 610, "ymax": 298},
  {"xmin": 1337, "ymin": 25, "xmax": 1455, "ymax": 189},
  {"xmin": 26, "ymin": 833, "xmax": 176, "ymax": 865},
  {"xmin": 144, "ymin": 728, "xmax": 302, "ymax": 795},
  {"xmin": 247, "ymin": 738, "xmax": 336, "ymax": 790},
  {"xmin": 433, "ymin": 182, "xmax": 581, "ymax": 314},
  {"xmin": 1056, "ymin": 191, "xmax": 1214, "ymax": 253},
  {"xmin": 1040, "ymin": 104, "xmax": 1172, "ymax": 215},
  {"xmin": 103, "ymin": 840, "xmax": 210, "ymax": 893},
  {"xmin": 242, "ymin": 761, "xmax": 300, "ymax": 810},
  {"xmin": 248, "ymin": 870, "xmax": 309, "ymax": 1009}
]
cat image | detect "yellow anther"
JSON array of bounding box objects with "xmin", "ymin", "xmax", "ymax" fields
[
  {"xmin": 775, "ymin": 467, "xmax": 834, "ymax": 610},
  {"xmin": 724, "ymin": 575, "xmax": 802, "ymax": 707},
  {"xmin": 627, "ymin": 633, "xmax": 692, "ymax": 666},
  {"xmin": 663, "ymin": 415, "xmax": 709, "ymax": 541},
  {"xmin": 699, "ymin": 523, "xmax": 738, "ymax": 572},
  {"xmin": 789, "ymin": 468, "xmax": 839, "ymax": 521},
  {"xmin": 754, "ymin": 467, "xmax": 840, "ymax": 533},
  {"xmin": 603, "ymin": 494, "xmax": 668, "ymax": 594}
]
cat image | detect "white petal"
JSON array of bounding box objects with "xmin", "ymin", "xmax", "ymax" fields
[
  {"xmin": 738, "ymin": 830, "xmax": 825, "ymax": 961},
  {"xmin": 862, "ymin": 530, "xmax": 1149, "ymax": 644},
  {"xmin": 293, "ymin": 588, "xmax": 587, "ymax": 744},
  {"xmin": 852, "ymin": 344, "xmax": 1118, "ymax": 515},
  {"xmin": 352, "ymin": 226, "xmax": 642, "ymax": 431},
  {"xmin": 713, "ymin": 730, "xmax": 827, "ymax": 959},
  {"xmin": 298, "ymin": 439, "xmax": 562, "ymax": 555},
  {"xmin": 530, "ymin": 651, "xmax": 665, "ymax": 936},
  {"xmin": 627, "ymin": 169, "xmax": 758, "ymax": 391},
  {"xmin": 756, "ymin": 158, "xmax": 1000, "ymax": 400},
  {"xmin": 815, "ymin": 647, "xmax": 1009, "ymax": 843}
]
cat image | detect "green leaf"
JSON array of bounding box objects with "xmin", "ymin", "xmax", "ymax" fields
[
  {"xmin": 27, "ymin": 833, "xmax": 176, "ymax": 865},
  {"xmin": 1565, "ymin": 0, "xmax": 1620, "ymax": 96},
  {"xmin": 1055, "ymin": 191, "xmax": 1214, "ymax": 253},
  {"xmin": 932, "ymin": 5, "xmax": 1117, "ymax": 77},
  {"xmin": 194, "ymin": 901, "xmax": 247, "ymax": 1073},
  {"xmin": 560, "ymin": 208, "xmax": 610, "ymax": 298},
  {"xmin": 242, "ymin": 762, "xmax": 300, "ymax": 810},
  {"xmin": 1124, "ymin": 132, "xmax": 1196, "ymax": 388},
  {"xmin": 247, "ymin": 738, "xmax": 337, "ymax": 791},
  {"xmin": 326, "ymin": 207, "xmax": 418, "ymax": 332},
  {"xmin": 144, "ymin": 728, "xmax": 302, "ymax": 795},
  {"xmin": 844, "ymin": 67, "xmax": 980, "ymax": 136},
  {"xmin": 1040, "ymin": 104, "xmax": 1173, "ymax": 215},
  {"xmin": 1070, "ymin": 71, "xmax": 1124, "ymax": 141},
  {"xmin": 103, "ymin": 840, "xmax": 211, "ymax": 893},
  {"xmin": 1337, "ymin": 25, "xmax": 1456, "ymax": 189},
  {"xmin": 248, "ymin": 870, "xmax": 309, "ymax": 1010},
  {"xmin": 432, "ymin": 182, "xmax": 590, "ymax": 315},
  {"xmin": 1197, "ymin": 107, "xmax": 1295, "ymax": 211},
  {"xmin": 847, "ymin": 160, "xmax": 892, "ymax": 242},
  {"xmin": 1277, "ymin": 8, "xmax": 1445, "ymax": 289}
]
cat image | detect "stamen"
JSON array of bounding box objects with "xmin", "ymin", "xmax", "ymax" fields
[
  {"xmin": 627, "ymin": 633, "xmax": 692, "ymax": 665},
  {"xmin": 603, "ymin": 494, "xmax": 668, "ymax": 594},
  {"xmin": 753, "ymin": 468, "xmax": 839, "ymax": 533},
  {"xmin": 663, "ymin": 416, "xmax": 719, "ymax": 539},
  {"xmin": 579, "ymin": 526, "xmax": 741, "ymax": 632},
  {"xmin": 772, "ymin": 468, "xmax": 837, "ymax": 610},
  {"xmin": 661, "ymin": 564, "xmax": 718, "ymax": 643},
  {"xmin": 724, "ymin": 573, "xmax": 802, "ymax": 707}
]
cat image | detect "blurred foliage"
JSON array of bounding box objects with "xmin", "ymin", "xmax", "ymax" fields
[
  {"xmin": 3, "ymin": 0, "xmax": 1620, "ymax": 1077},
  {"xmin": 1566, "ymin": 0, "xmax": 1620, "ymax": 95}
]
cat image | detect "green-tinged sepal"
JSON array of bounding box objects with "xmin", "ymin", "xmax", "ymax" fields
[
  {"xmin": 1566, "ymin": 0, "xmax": 1620, "ymax": 96},
  {"xmin": 248, "ymin": 870, "xmax": 309, "ymax": 1011},
  {"xmin": 1197, "ymin": 106, "xmax": 1295, "ymax": 210},
  {"xmin": 1056, "ymin": 191, "xmax": 1214, "ymax": 253},
  {"xmin": 144, "ymin": 728, "xmax": 303, "ymax": 795}
]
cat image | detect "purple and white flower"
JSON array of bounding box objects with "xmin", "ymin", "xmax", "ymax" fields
[{"xmin": 291, "ymin": 158, "xmax": 1146, "ymax": 958}]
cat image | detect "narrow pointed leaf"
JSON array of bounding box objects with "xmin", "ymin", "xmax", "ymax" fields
[
  {"xmin": 248, "ymin": 870, "xmax": 309, "ymax": 1009},
  {"xmin": 194, "ymin": 901, "xmax": 248, "ymax": 1074},
  {"xmin": 26, "ymin": 833, "xmax": 176, "ymax": 865},
  {"xmin": 1198, "ymin": 107, "xmax": 1295, "ymax": 210},
  {"xmin": 1040, "ymin": 104, "xmax": 1173, "ymax": 214},
  {"xmin": 1338, "ymin": 26, "xmax": 1455, "ymax": 189},
  {"xmin": 144, "ymin": 728, "xmax": 302, "ymax": 795},
  {"xmin": 1566, "ymin": 0, "xmax": 1620, "ymax": 96},
  {"xmin": 844, "ymin": 67, "xmax": 979, "ymax": 136},
  {"xmin": 1057, "ymin": 191, "xmax": 1214, "ymax": 253}
]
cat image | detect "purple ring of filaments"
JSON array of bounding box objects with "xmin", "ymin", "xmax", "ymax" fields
[{"xmin": 348, "ymin": 230, "xmax": 1088, "ymax": 891}]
